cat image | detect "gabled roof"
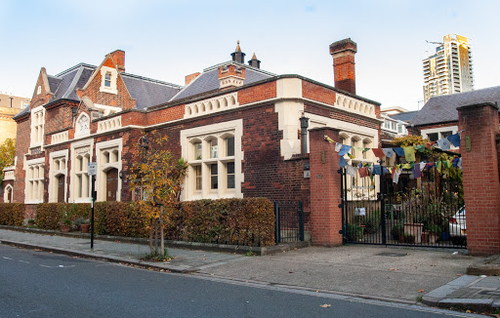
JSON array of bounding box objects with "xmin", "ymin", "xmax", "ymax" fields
[
  {"xmin": 171, "ymin": 61, "xmax": 275, "ymax": 101},
  {"xmin": 121, "ymin": 73, "xmax": 182, "ymax": 110},
  {"xmin": 411, "ymin": 86, "xmax": 500, "ymax": 126},
  {"xmin": 21, "ymin": 59, "xmax": 184, "ymax": 113}
]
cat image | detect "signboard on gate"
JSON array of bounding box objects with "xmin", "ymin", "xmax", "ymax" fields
[{"xmin": 88, "ymin": 162, "xmax": 97, "ymax": 176}]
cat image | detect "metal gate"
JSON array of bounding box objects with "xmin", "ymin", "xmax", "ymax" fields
[
  {"xmin": 340, "ymin": 166, "xmax": 466, "ymax": 248},
  {"xmin": 274, "ymin": 201, "xmax": 304, "ymax": 244}
]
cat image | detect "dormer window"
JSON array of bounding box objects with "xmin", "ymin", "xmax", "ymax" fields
[{"xmin": 99, "ymin": 66, "xmax": 118, "ymax": 94}]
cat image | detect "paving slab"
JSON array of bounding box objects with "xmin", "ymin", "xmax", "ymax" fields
[{"xmin": 197, "ymin": 244, "xmax": 480, "ymax": 303}]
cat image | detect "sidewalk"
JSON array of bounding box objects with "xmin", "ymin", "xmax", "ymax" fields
[
  {"xmin": 0, "ymin": 228, "xmax": 245, "ymax": 273},
  {"xmin": 1, "ymin": 227, "xmax": 500, "ymax": 312}
]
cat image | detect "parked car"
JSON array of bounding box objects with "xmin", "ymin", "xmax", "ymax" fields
[{"xmin": 449, "ymin": 206, "xmax": 466, "ymax": 245}]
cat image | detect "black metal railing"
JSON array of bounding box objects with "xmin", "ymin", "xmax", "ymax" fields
[
  {"xmin": 340, "ymin": 167, "xmax": 466, "ymax": 249},
  {"xmin": 274, "ymin": 201, "xmax": 304, "ymax": 244},
  {"xmin": 344, "ymin": 198, "xmax": 466, "ymax": 248}
]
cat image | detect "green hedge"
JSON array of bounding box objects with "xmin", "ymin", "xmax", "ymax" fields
[
  {"xmin": 30, "ymin": 198, "xmax": 275, "ymax": 247},
  {"xmin": 166, "ymin": 198, "xmax": 275, "ymax": 247},
  {"xmin": 0, "ymin": 203, "xmax": 25, "ymax": 226},
  {"xmin": 36, "ymin": 203, "xmax": 91, "ymax": 230},
  {"xmin": 94, "ymin": 202, "xmax": 148, "ymax": 238}
]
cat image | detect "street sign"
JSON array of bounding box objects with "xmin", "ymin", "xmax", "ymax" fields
[{"xmin": 88, "ymin": 162, "xmax": 97, "ymax": 176}]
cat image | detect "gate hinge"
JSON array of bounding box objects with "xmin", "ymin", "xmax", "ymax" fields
[
  {"xmin": 339, "ymin": 229, "xmax": 343, "ymax": 234},
  {"xmin": 338, "ymin": 203, "xmax": 343, "ymax": 208}
]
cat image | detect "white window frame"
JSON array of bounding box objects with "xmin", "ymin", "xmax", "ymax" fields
[
  {"xmin": 70, "ymin": 139, "xmax": 94, "ymax": 203},
  {"xmin": 99, "ymin": 66, "xmax": 118, "ymax": 95},
  {"xmin": 421, "ymin": 126, "xmax": 458, "ymax": 149},
  {"xmin": 95, "ymin": 138, "xmax": 122, "ymax": 202},
  {"xmin": 181, "ymin": 120, "xmax": 243, "ymax": 201},
  {"xmin": 338, "ymin": 133, "xmax": 377, "ymax": 201},
  {"xmin": 25, "ymin": 157, "xmax": 45, "ymax": 204},
  {"xmin": 30, "ymin": 105, "xmax": 45, "ymax": 148},
  {"xmin": 49, "ymin": 150, "xmax": 69, "ymax": 203}
]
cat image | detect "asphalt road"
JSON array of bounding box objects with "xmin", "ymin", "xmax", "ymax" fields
[{"xmin": 0, "ymin": 245, "xmax": 484, "ymax": 318}]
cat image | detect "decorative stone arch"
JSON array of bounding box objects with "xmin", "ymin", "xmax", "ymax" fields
[
  {"xmin": 336, "ymin": 95, "xmax": 343, "ymax": 106},
  {"xmin": 201, "ymin": 103, "xmax": 206, "ymax": 112},
  {"xmin": 354, "ymin": 102, "xmax": 358, "ymax": 111},
  {"xmin": 96, "ymin": 138, "xmax": 122, "ymax": 202},
  {"xmin": 214, "ymin": 99, "xmax": 220, "ymax": 109},
  {"xmin": 204, "ymin": 135, "xmax": 219, "ymax": 158},
  {"xmin": 228, "ymin": 95, "xmax": 236, "ymax": 106},
  {"xmin": 75, "ymin": 112, "xmax": 91, "ymax": 137},
  {"xmin": 3, "ymin": 184, "xmax": 13, "ymax": 203},
  {"xmin": 189, "ymin": 138, "xmax": 203, "ymax": 160},
  {"xmin": 221, "ymin": 98, "xmax": 228, "ymax": 108},
  {"xmin": 208, "ymin": 101, "xmax": 213, "ymax": 111},
  {"xmin": 359, "ymin": 104, "xmax": 365, "ymax": 113},
  {"xmin": 187, "ymin": 106, "xmax": 192, "ymax": 116},
  {"xmin": 339, "ymin": 132, "xmax": 350, "ymax": 144}
]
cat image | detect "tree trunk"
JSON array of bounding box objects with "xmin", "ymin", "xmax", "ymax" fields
[
  {"xmin": 154, "ymin": 219, "xmax": 158, "ymax": 254},
  {"xmin": 160, "ymin": 205, "xmax": 165, "ymax": 257}
]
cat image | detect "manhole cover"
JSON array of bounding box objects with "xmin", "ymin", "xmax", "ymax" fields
[{"xmin": 376, "ymin": 252, "xmax": 407, "ymax": 257}]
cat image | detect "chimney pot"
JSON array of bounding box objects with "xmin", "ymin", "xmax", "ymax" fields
[
  {"xmin": 329, "ymin": 38, "xmax": 357, "ymax": 95},
  {"xmin": 231, "ymin": 40, "xmax": 246, "ymax": 64},
  {"xmin": 248, "ymin": 52, "xmax": 261, "ymax": 69}
]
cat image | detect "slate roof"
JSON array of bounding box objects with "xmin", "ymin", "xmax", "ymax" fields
[
  {"xmin": 12, "ymin": 104, "xmax": 30, "ymax": 119},
  {"xmin": 389, "ymin": 111, "xmax": 418, "ymax": 123},
  {"xmin": 121, "ymin": 73, "xmax": 182, "ymax": 110},
  {"xmin": 14, "ymin": 60, "xmax": 184, "ymax": 118},
  {"xmin": 171, "ymin": 61, "xmax": 275, "ymax": 101},
  {"xmin": 411, "ymin": 86, "xmax": 500, "ymax": 126},
  {"xmin": 52, "ymin": 63, "xmax": 96, "ymax": 101}
]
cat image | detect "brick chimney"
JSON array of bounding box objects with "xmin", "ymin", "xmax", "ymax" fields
[
  {"xmin": 218, "ymin": 63, "xmax": 245, "ymax": 89},
  {"xmin": 329, "ymin": 38, "xmax": 357, "ymax": 95},
  {"xmin": 110, "ymin": 49, "xmax": 125, "ymax": 72}
]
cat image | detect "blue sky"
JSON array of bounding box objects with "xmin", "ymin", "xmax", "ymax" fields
[{"xmin": 1, "ymin": 0, "xmax": 498, "ymax": 110}]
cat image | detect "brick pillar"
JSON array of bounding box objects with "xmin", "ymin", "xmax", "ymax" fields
[
  {"xmin": 458, "ymin": 102, "xmax": 500, "ymax": 256},
  {"xmin": 309, "ymin": 127, "xmax": 343, "ymax": 246}
]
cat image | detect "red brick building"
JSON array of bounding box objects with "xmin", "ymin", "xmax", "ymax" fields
[{"xmin": 7, "ymin": 40, "xmax": 381, "ymax": 240}]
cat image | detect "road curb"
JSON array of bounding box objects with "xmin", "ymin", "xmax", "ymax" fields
[
  {"xmin": 0, "ymin": 239, "xmax": 198, "ymax": 274},
  {"xmin": 422, "ymin": 275, "xmax": 495, "ymax": 311}
]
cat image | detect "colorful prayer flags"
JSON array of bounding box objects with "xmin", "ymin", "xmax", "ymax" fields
[{"xmin": 403, "ymin": 146, "xmax": 415, "ymax": 162}]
